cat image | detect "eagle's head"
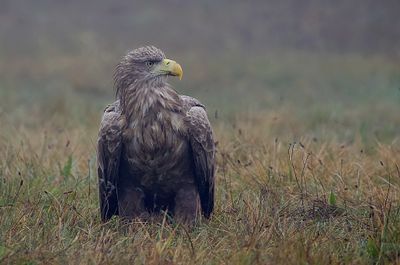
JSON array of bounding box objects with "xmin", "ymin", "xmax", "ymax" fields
[{"xmin": 114, "ymin": 46, "xmax": 183, "ymax": 96}]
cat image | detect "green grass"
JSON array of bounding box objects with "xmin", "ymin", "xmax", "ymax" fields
[
  {"xmin": 1, "ymin": 51, "xmax": 400, "ymax": 264},
  {"xmin": 1, "ymin": 119, "xmax": 400, "ymax": 264}
]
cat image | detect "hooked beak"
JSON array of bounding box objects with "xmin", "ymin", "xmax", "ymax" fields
[{"xmin": 156, "ymin": 59, "xmax": 183, "ymax": 80}]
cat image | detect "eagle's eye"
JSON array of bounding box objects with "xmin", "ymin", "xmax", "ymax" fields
[{"xmin": 145, "ymin": 61, "xmax": 154, "ymax": 67}]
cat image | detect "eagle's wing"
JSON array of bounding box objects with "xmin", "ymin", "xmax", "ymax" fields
[
  {"xmin": 182, "ymin": 95, "xmax": 216, "ymax": 218},
  {"xmin": 97, "ymin": 100, "xmax": 124, "ymax": 222}
]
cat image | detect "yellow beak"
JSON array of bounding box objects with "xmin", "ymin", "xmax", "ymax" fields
[{"xmin": 158, "ymin": 59, "xmax": 183, "ymax": 80}]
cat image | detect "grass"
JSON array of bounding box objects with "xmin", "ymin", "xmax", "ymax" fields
[
  {"xmin": 1, "ymin": 111, "xmax": 400, "ymax": 264},
  {"xmin": 1, "ymin": 51, "xmax": 400, "ymax": 264}
]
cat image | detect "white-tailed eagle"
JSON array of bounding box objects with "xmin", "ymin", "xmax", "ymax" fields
[{"xmin": 97, "ymin": 46, "xmax": 215, "ymax": 223}]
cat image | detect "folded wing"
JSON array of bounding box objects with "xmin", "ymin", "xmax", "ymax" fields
[
  {"xmin": 97, "ymin": 101, "xmax": 124, "ymax": 222},
  {"xmin": 183, "ymin": 96, "xmax": 216, "ymax": 218}
]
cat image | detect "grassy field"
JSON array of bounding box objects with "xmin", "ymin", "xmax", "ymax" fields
[{"xmin": 1, "ymin": 51, "xmax": 400, "ymax": 264}]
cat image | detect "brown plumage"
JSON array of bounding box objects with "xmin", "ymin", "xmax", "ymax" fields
[{"xmin": 97, "ymin": 46, "xmax": 215, "ymax": 223}]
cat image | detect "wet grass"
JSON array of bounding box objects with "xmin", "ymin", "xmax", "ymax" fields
[{"xmin": 0, "ymin": 52, "xmax": 400, "ymax": 264}]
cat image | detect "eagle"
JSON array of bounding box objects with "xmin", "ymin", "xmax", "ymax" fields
[{"xmin": 97, "ymin": 46, "xmax": 215, "ymax": 223}]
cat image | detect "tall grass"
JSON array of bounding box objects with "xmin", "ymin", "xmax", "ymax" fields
[{"xmin": 0, "ymin": 52, "xmax": 400, "ymax": 264}]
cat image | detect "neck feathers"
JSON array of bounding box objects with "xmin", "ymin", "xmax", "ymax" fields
[{"xmin": 117, "ymin": 79, "xmax": 182, "ymax": 121}]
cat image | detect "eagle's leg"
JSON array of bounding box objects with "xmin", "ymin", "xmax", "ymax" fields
[
  {"xmin": 118, "ymin": 187, "xmax": 149, "ymax": 221},
  {"xmin": 174, "ymin": 184, "xmax": 200, "ymax": 224}
]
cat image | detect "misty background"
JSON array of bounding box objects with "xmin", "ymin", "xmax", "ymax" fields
[{"xmin": 0, "ymin": 0, "xmax": 399, "ymax": 141}]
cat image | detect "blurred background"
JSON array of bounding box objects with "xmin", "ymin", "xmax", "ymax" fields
[{"xmin": 0, "ymin": 0, "xmax": 399, "ymax": 143}]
